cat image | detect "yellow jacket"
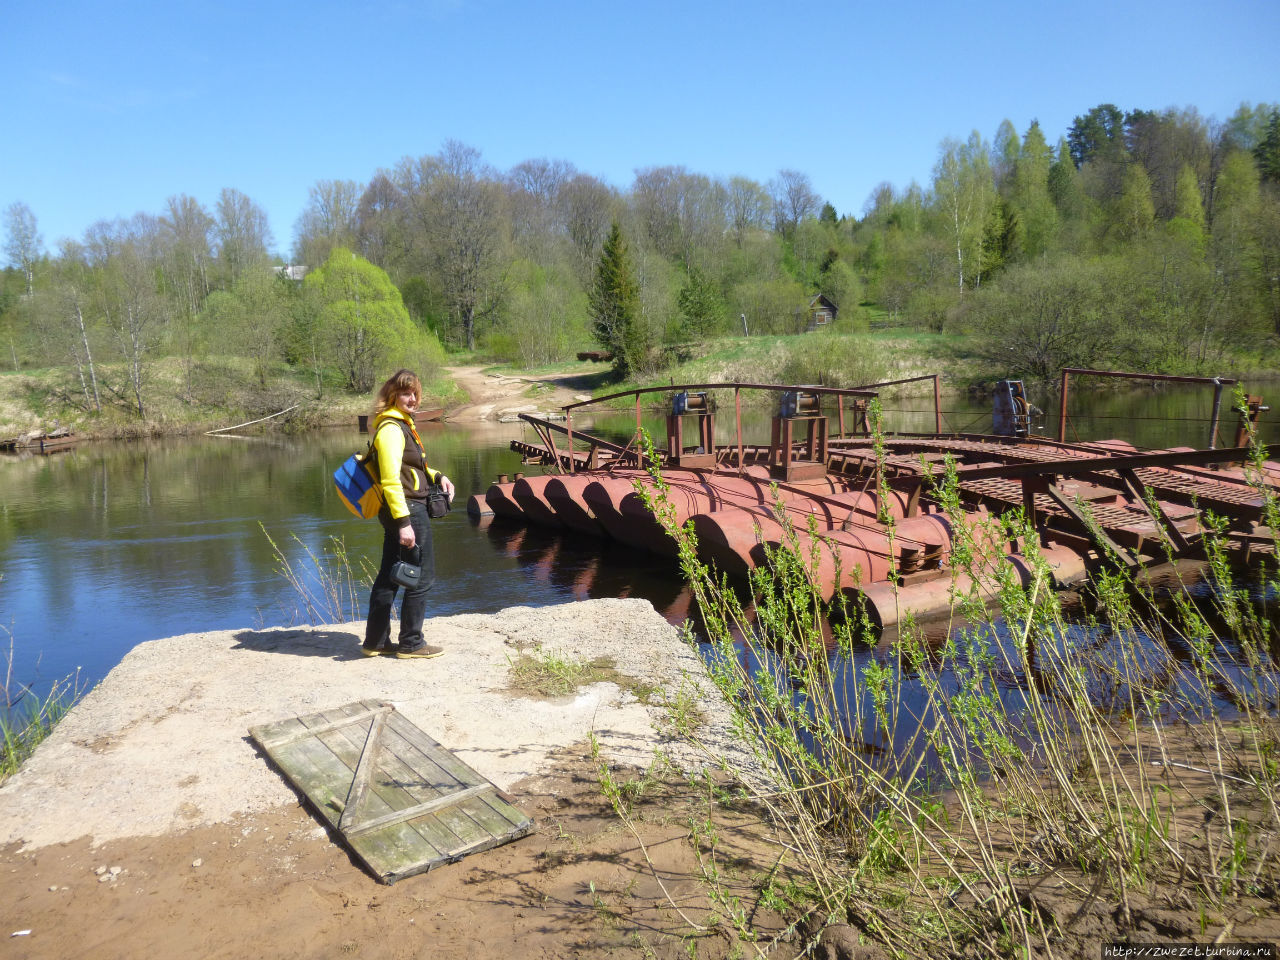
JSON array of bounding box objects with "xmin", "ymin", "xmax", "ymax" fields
[{"xmin": 371, "ymin": 409, "xmax": 440, "ymax": 525}]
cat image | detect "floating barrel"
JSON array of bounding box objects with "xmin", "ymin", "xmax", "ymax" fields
[
  {"xmin": 583, "ymin": 477, "xmax": 647, "ymax": 545},
  {"xmin": 484, "ymin": 481, "xmax": 525, "ymax": 520},
  {"xmin": 512, "ymin": 475, "xmax": 564, "ymax": 529},
  {"xmin": 750, "ymin": 523, "xmax": 894, "ymax": 599},
  {"xmin": 850, "ymin": 543, "xmax": 1090, "ymax": 631},
  {"xmin": 618, "ymin": 491, "xmax": 681, "ymax": 556},
  {"xmin": 544, "ymin": 474, "xmax": 609, "ymax": 537},
  {"xmin": 689, "ymin": 505, "xmax": 776, "ymax": 578}
]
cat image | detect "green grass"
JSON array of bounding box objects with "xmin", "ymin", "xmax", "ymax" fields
[
  {"xmin": 1, "ymin": 680, "xmax": 81, "ymax": 781},
  {"xmin": 2, "ymin": 628, "xmax": 84, "ymax": 782},
  {"xmin": 506, "ymin": 647, "xmax": 603, "ymax": 698},
  {"xmin": 504, "ymin": 647, "xmax": 665, "ymax": 702}
]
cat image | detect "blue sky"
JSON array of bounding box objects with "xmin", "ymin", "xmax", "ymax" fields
[{"xmin": 4, "ymin": 0, "xmax": 1277, "ymax": 259}]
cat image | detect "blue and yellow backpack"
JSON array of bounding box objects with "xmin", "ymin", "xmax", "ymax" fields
[{"xmin": 332, "ymin": 421, "xmax": 395, "ymax": 519}]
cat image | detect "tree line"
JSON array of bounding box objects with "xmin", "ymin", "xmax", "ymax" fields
[{"xmin": 3, "ymin": 101, "xmax": 1278, "ymax": 419}]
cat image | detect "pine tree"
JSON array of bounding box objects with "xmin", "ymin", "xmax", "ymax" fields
[
  {"xmin": 676, "ymin": 266, "xmax": 725, "ymax": 339},
  {"xmin": 1013, "ymin": 121, "xmax": 1059, "ymax": 257},
  {"xmin": 588, "ymin": 221, "xmax": 643, "ymax": 377},
  {"xmin": 1255, "ymin": 110, "xmax": 1280, "ymax": 185}
]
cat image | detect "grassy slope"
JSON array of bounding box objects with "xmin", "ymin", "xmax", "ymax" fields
[
  {"xmin": 0, "ymin": 327, "xmax": 992, "ymax": 438},
  {"xmin": 485, "ymin": 327, "xmax": 1001, "ymax": 411}
]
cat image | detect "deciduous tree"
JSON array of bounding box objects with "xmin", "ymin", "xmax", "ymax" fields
[
  {"xmin": 304, "ymin": 248, "xmax": 437, "ymax": 392},
  {"xmin": 414, "ymin": 142, "xmax": 508, "ymax": 351},
  {"xmin": 559, "ymin": 173, "xmax": 616, "ymax": 283},
  {"xmin": 725, "ymin": 176, "xmax": 771, "ymax": 248},
  {"xmin": 1112, "ymin": 162, "xmax": 1156, "ymax": 243},
  {"xmin": 3, "ymin": 202, "xmax": 42, "ymax": 295},
  {"xmin": 89, "ymin": 215, "xmax": 165, "ymax": 417},
  {"xmin": 50, "ymin": 239, "xmax": 101, "ymax": 412},
  {"xmin": 933, "ymin": 132, "xmax": 996, "ymax": 289},
  {"xmin": 293, "ymin": 179, "xmax": 362, "ymax": 267},
  {"xmin": 355, "ymin": 173, "xmax": 408, "ymax": 270},
  {"xmin": 214, "ymin": 189, "xmax": 273, "ymax": 283},
  {"xmin": 768, "ymin": 169, "xmax": 820, "ymax": 238}
]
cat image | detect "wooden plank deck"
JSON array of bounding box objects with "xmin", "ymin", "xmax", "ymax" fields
[{"xmin": 249, "ymin": 700, "xmax": 535, "ymax": 884}]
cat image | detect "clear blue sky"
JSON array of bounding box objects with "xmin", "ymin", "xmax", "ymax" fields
[{"xmin": 4, "ymin": 0, "xmax": 1277, "ymax": 260}]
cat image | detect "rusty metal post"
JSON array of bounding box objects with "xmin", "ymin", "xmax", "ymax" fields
[
  {"xmin": 1235, "ymin": 396, "xmax": 1267, "ymax": 448},
  {"xmin": 837, "ymin": 395, "xmax": 846, "ymax": 438},
  {"xmin": 933, "ymin": 374, "xmax": 942, "ymax": 434},
  {"xmin": 634, "ymin": 393, "xmax": 644, "ymax": 468},
  {"xmin": 1057, "ymin": 370, "xmax": 1070, "ymax": 443},
  {"xmin": 735, "ymin": 387, "xmax": 744, "ymax": 474},
  {"xmin": 1208, "ymin": 378, "xmax": 1224, "ymax": 449},
  {"xmin": 566, "ymin": 413, "xmax": 574, "ymax": 473}
]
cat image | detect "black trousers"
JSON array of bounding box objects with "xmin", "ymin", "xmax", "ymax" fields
[{"xmin": 364, "ymin": 499, "xmax": 435, "ymax": 649}]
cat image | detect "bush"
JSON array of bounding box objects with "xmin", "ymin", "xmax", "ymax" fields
[{"xmin": 776, "ymin": 332, "xmax": 890, "ymax": 389}]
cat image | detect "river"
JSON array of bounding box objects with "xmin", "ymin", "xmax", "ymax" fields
[{"xmin": 2, "ymin": 378, "xmax": 1276, "ymax": 703}]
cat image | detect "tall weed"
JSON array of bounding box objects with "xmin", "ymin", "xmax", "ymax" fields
[{"xmin": 627, "ymin": 402, "xmax": 1280, "ymax": 956}]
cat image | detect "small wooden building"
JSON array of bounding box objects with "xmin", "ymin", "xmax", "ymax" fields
[{"xmin": 805, "ymin": 294, "xmax": 838, "ymax": 332}]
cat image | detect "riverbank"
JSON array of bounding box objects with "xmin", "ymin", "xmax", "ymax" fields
[
  {"xmin": 0, "ymin": 598, "xmax": 788, "ymax": 959},
  {"xmin": 0, "ymin": 356, "xmax": 611, "ymax": 442},
  {"xmin": 0, "ymin": 356, "xmax": 470, "ymax": 441}
]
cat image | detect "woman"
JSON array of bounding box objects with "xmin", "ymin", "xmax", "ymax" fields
[{"xmin": 362, "ymin": 369, "xmax": 455, "ymax": 659}]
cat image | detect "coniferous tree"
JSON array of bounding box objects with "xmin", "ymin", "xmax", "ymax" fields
[
  {"xmin": 588, "ymin": 221, "xmax": 643, "ymax": 377},
  {"xmin": 1255, "ymin": 110, "xmax": 1280, "ymax": 186},
  {"xmin": 676, "ymin": 265, "xmax": 725, "ymax": 339},
  {"xmin": 1012, "ymin": 121, "xmax": 1059, "ymax": 257}
]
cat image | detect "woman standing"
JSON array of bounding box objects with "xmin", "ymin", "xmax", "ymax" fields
[{"xmin": 362, "ymin": 369, "xmax": 455, "ymax": 659}]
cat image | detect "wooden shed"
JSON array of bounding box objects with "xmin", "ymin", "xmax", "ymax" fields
[{"xmin": 805, "ymin": 294, "xmax": 838, "ymax": 332}]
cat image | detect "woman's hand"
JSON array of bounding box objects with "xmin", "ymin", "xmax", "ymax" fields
[
  {"xmin": 399, "ymin": 524, "xmax": 416, "ymax": 549},
  {"xmin": 440, "ymin": 475, "xmax": 456, "ymax": 502}
]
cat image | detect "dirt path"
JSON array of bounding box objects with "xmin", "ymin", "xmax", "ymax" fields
[{"xmin": 443, "ymin": 364, "xmax": 596, "ymax": 422}]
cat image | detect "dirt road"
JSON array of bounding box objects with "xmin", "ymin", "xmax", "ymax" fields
[{"xmin": 443, "ymin": 364, "xmax": 595, "ymax": 422}]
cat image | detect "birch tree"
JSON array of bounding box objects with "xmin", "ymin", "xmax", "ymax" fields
[
  {"xmin": 159, "ymin": 195, "xmax": 214, "ymax": 398},
  {"xmin": 51, "ymin": 240, "xmax": 102, "ymax": 412},
  {"xmin": 768, "ymin": 169, "xmax": 820, "ymax": 238},
  {"xmin": 4, "ymin": 202, "xmax": 43, "ymax": 295},
  {"xmin": 933, "ymin": 132, "xmax": 996, "ymax": 289},
  {"xmin": 88, "ymin": 217, "xmax": 164, "ymax": 417}
]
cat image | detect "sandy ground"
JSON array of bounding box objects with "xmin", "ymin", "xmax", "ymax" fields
[
  {"xmin": 442, "ymin": 364, "xmax": 594, "ymax": 423},
  {"xmin": 0, "ymin": 599, "xmax": 788, "ymax": 960}
]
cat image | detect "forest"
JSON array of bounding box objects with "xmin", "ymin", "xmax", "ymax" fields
[{"xmin": 2, "ymin": 100, "xmax": 1279, "ymax": 422}]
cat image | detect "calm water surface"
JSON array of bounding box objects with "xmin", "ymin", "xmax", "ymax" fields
[{"xmin": 2, "ymin": 380, "xmax": 1276, "ymax": 702}]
